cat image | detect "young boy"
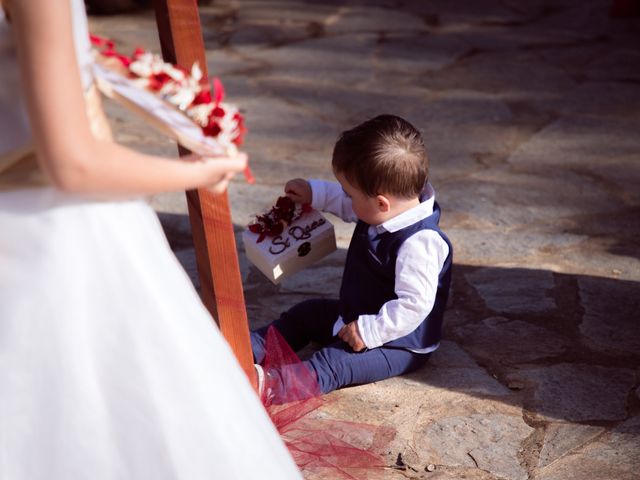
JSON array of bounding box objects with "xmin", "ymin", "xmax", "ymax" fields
[{"xmin": 251, "ymin": 114, "xmax": 452, "ymax": 403}]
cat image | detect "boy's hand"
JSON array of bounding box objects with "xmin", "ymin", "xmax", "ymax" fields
[
  {"xmin": 338, "ymin": 322, "xmax": 366, "ymax": 352},
  {"xmin": 284, "ymin": 178, "xmax": 312, "ymax": 204}
]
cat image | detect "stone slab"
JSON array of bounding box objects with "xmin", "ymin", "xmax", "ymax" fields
[
  {"xmin": 517, "ymin": 1, "xmax": 612, "ymax": 43},
  {"xmin": 585, "ymin": 48, "xmax": 640, "ymax": 83},
  {"xmin": 325, "ymin": 6, "xmax": 427, "ymax": 35},
  {"xmin": 404, "ymin": 364, "xmax": 511, "ymax": 398},
  {"xmin": 428, "ymin": 340, "xmax": 479, "ymax": 368},
  {"xmin": 205, "ymin": 49, "xmax": 266, "ymax": 77},
  {"xmin": 591, "ymin": 155, "xmax": 640, "ymax": 205},
  {"xmin": 537, "ymin": 416, "xmax": 640, "ymax": 480},
  {"xmin": 443, "ymin": 228, "xmax": 587, "ymax": 267},
  {"xmin": 508, "ymin": 116, "xmax": 640, "ymax": 172},
  {"xmin": 464, "ymin": 267, "xmax": 557, "ymax": 314},
  {"xmin": 374, "ymin": 33, "xmax": 470, "ymax": 74},
  {"xmin": 229, "ymin": 0, "xmax": 336, "ymax": 25},
  {"xmin": 238, "ymin": 95, "xmax": 337, "ymax": 155},
  {"xmin": 400, "ymin": 0, "xmax": 540, "ymax": 26},
  {"xmin": 414, "ymin": 91, "xmax": 513, "ymax": 125},
  {"xmin": 454, "ymin": 316, "xmax": 568, "ymax": 364},
  {"xmin": 443, "ymin": 166, "xmax": 623, "ymax": 230},
  {"xmin": 538, "ymin": 422, "xmax": 604, "ymax": 469},
  {"xmin": 507, "ymin": 363, "xmax": 635, "ymax": 422},
  {"xmin": 419, "ymin": 50, "xmax": 575, "ymax": 97},
  {"xmin": 251, "ymin": 34, "xmax": 378, "ymax": 87},
  {"xmin": 415, "ymin": 414, "xmax": 534, "ymax": 480},
  {"xmin": 578, "ymin": 276, "xmax": 640, "ymax": 355},
  {"xmin": 542, "ymin": 81, "xmax": 640, "ymax": 121}
]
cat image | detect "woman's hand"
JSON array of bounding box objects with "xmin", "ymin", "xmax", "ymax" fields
[
  {"xmin": 191, "ymin": 152, "xmax": 248, "ymax": 195},
  {"xmin": 284, "ymin": 178, "xmax": 312, "ymax": 204}
]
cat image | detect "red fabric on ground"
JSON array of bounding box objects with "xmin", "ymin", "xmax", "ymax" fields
[{"xmin": 261, "ymin": 327, "xmax": 394, "ymax": 479}]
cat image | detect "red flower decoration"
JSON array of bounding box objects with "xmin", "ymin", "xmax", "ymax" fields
[
  {"xmin": 101, "ymin": 48, "xmax": 132, "ymax": 67},
  {"xmin": 91, "ymin": 34, "xmax": 252, "ymax": 183},
  {"xmin": 248, "ymin": 197, "xmax": 311, "ymax": 242},
  {"xmin": 243, "ymin": 165, "xmax": 256, "ymax": 184},
  {"xmin": 90, "ymin": 34, "xmax": 114, "ymax": 50},
  {"xmin": 148, "ymin": 72, "xmax": 172, "ymax": 92},
  {"xmin": 132, "ymin": 47, "xmax": 146, "ymax": 59},
  {"xmin": 192, "ymin": 89, "xmax": 212, "ymax": 105},
  {"xmin": 212, "ymin": 77, "xmax": 224, "ymax": 105},
  {"xmin": 203, "ymin": 119, "xmax": 222, "ymax": 137},
  {"xmin": 212, "ymin": 106, "xmax": 226, "ymax": 118}
]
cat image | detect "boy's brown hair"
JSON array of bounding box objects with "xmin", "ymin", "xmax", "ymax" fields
[{"xmin": 332, "ymin": 114, "xmax": 428, "ymax": 199}]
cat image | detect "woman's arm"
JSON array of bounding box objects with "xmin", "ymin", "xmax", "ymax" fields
[{"xmin": 11, "ymin": 0, "xmax": 246, "ymax": 196}]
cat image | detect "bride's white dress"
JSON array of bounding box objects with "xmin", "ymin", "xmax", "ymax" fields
[{"xmin": 0, "ymin": 2, "xmax": 301, "ymax": 479}]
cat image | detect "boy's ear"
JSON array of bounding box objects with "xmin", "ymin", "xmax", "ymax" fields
[{"xmin": 376, "ymin": 194, "xmax": 391, "ymax": 213}]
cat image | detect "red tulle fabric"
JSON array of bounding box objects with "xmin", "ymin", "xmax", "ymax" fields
[{"xmin": 261, "ymin": 327, "xmax": 395, "ymax": 479}]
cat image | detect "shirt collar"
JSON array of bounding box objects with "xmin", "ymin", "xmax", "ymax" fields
[{"xmin": 374, "ymin": 183, "xmax": 436, "ymax": 234}]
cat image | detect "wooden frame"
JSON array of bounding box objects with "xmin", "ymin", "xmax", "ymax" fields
[{"xmin": 152, "ymin": 0, "xmax": 255, "ymax": 386}]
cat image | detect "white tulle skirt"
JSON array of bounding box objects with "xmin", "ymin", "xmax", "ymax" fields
[{"xmin": 0, "ymin": 187, "xmax": 301, "ymax": 479}]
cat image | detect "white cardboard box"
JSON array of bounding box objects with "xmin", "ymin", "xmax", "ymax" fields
[{"xmin": 242, "ymin": 209, "xmax": 337, "ymax": 284}]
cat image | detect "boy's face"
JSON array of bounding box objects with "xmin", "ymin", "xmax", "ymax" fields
[{"xmin": 335, "ymin": 172, "xmax": 386, "ymax": 225}]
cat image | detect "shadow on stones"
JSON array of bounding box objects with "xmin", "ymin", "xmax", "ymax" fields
[{"xmin": 418, "ymin": 263, "xmax": 640, "ymax": 426}]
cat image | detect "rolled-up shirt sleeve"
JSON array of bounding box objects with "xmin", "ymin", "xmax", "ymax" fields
[
  {"xmin": 308, "ymin": 179, "xmax": 358, "ymax": 223},
  {"xmin": 356, "ymin": 230, "xmax": 450, "ymax": 349}
]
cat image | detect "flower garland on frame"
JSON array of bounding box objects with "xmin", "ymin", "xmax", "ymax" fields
[{"xmin": 90, "ymin": 34, "xmax": 254, "ymax": 183}]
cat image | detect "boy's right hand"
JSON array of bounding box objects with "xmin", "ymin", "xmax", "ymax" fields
[{"xmin": 284, "ymin": 178, "xmax": 312, "ymax": 204}]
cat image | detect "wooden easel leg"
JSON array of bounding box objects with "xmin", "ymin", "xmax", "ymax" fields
[{"xmin": 152, "ymin": 0, "xmax": 256, "ymax": 386}]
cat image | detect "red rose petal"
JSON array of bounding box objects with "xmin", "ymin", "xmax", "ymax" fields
[
  {"xmin": 117, "ymin": 55, "xmax": 132, "ymax": 67},
  {"xmin": 148, "ymin": 72, "xmax": 172, "ymax": 91},
  {"xmin": 212, "ymin": 77, "xmax": 224, "ymax": 105},
  {"xmin": 203, "ymin": 120, "xmax": 221, "ymax": 137},
  {"xmin": 276, "ymin": 196, "xmax": 294, "ymax": 209},
  {"xmin": 268, "ymin": 223, "xmax": 284, "ymax": 236},
  {"xmin": 193, "ymin": 89, "xmax": 212, "ymax": 105},
  {"xmin": 249, "ymin": 195, "xmax": 311, "ymax": 242},
  {"xmin": 243, "ymin": 165, "xmax": 255, "ymax": 184},
  {"xmin": 132, "ymin": 47, "xmax": 146, "ymax": 58},
  {"xmin": 89, "ymin": 34, "xmax": 114, "ymax": 50}
]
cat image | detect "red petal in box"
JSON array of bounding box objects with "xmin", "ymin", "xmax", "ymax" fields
[{"xmin": 243, "ymin": 197, "xmax": 337, "ymax": 284}]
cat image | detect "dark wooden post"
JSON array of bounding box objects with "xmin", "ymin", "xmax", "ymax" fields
[{"xmin": 152, "ymin": 0, "xmax": 255, "ymax": 386}]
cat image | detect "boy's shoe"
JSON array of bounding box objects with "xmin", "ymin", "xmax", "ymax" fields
[
  {"xmin": 254, "ymin": 363, "xmax": 275, "ymax": 406},
  {"xmin": 254, "ymin": 363, "xmax": 265, "ymax": 397}
]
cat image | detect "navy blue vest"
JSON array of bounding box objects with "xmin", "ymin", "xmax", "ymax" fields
[{"xmin": 338, "ymin": 202, "xmax": 453, "ymax": 350}]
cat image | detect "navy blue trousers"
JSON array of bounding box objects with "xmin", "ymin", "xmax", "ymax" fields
[{"xmin": 251, "ymin": 299, "xmax": 430, "ymax": 397}]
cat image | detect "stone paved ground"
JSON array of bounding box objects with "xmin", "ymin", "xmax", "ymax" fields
[{"xmin": 91, "ymin": 1, "xmax": 640, "ymax": 478}]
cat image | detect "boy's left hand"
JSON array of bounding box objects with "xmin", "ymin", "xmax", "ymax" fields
[{"xmin": 338, "ymin": 322, "xmax": 366, "ymax": 352}]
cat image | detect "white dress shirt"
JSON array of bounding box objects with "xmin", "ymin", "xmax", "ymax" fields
[{"xmin": 309, "ymin": 179, "xmax": 450, "ymax": 353}]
